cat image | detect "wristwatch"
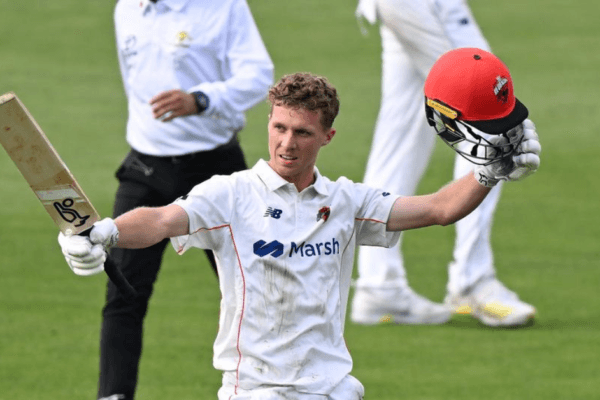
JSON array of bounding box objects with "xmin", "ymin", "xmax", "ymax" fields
[{"xmin": 191, "ymin": 91, "xmax": 209, "ymax": 114}]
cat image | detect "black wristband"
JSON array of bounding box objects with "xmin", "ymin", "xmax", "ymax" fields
[{"xmin": 191, "ymin": 91, "xmax": 209, "ymax": 114}]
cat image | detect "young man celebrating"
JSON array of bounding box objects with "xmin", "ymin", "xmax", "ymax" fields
[{"xmin": 59, "ymin": 49, "xmax": 541, "ymax": 399}]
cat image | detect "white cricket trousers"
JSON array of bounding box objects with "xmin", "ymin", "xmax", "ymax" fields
[
  {"xmin": 356, "ymin": 0, "xmax": 502, "ymax": 294},
  {"xmin": 218, "ymin": 373, "xmax": 364, "ymax": 400}
]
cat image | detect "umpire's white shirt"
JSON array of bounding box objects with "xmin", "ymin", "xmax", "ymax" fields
[
  {"xmin": 114, "ymin": 0, "xmax": 273, "ymax": 156},
  {"xmin": 171, "ymin": 160, "xmax": 400, "ymax": 395}
]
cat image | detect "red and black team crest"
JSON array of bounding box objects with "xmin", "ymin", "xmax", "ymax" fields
[
  {"xmin": 317, "ymin": 206, "xmax": 331, "ymax": 222},
  {"xmin": 493, "ymin": 75, "xmax": 510, "ymax": 103}
]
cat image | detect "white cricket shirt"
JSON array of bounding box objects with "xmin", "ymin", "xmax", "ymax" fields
[
  {"xmin": 114, "ymin": 0, "xmax": 274, "ymax": 156},
  {"xmin": 171, "ymin": 160, "xmax": 401, "ymax": 395}
]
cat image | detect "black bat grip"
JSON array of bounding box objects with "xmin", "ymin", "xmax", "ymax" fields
[{"xmin": 80, "ymin": 228, "xmax": 137, "ymax": 301}]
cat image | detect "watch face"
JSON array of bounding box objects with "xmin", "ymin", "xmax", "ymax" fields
[
  {"xmin": 197, "ymin": 94, "xmax": 207, "ymax": 107},
  {"xmin": 196, "ymin": 92, "xmax": 209, "ymax": 111}
]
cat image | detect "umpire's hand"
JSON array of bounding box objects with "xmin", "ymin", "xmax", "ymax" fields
[{"xmin": 150, "ymin": 89, "xmax": 198, "ymax": 122}]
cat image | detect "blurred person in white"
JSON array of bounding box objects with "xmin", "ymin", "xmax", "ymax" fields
[{"xmin": 352, "ymin": 0, "xmax": 537, "ymax": 327}]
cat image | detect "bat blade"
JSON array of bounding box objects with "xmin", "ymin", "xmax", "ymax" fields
[
  {"xmin": 0, "ymin": 92, "xmax": 98, "ymax": 235},
  {"xmin": 0, "ymin": 92, "xmax": 136, "ymax": 299}
]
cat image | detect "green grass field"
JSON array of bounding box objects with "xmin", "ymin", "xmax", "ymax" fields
[{"xmin": 1, "ymin": 0, "xmax": 599, "ymax": 399}]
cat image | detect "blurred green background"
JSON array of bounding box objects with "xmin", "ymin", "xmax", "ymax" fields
[{"xmin": 1, "ymin": 0, "xmax": 599, "ymax": 399}]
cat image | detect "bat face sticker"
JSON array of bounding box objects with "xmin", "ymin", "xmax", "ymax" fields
[{"xmin": 53, "ymin": 198, "xmax": 91, "ymax": 227}]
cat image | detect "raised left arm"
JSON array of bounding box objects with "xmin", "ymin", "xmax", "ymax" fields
[
  {"xmin": 387, "ymin": 119, "xmax": 541, "ymax": 232},
  {"xmin": 386, "ymin": 173, "xmax": 490, "ymax": 232}
]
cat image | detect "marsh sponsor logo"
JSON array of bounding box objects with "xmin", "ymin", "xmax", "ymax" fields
[
  {"xmin": 289, "ymin": 238, "xmax": 340, "ymax": 258},
  {"xmin": 252, "ymin": 238, "xmax": 340, "ymax": 258},
  {"xmin": 253, "ymin": 240, "xmax": 284, "ymax": 258}
]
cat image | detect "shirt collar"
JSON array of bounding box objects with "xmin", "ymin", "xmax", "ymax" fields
[
  {"xmin": 253, "ymin": 159, "xmax": 329, "ymax": 196},
  {"xmin": 311, "ymin": 166, "xmax": 329, "ymax": 195},
  {"xmin": 139, "ymin": 0, "xmax": 189, "ymax": 14}
]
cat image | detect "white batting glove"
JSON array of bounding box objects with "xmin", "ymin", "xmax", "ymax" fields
[
  {"xmin": 57, "ymin": 218, "xmax": 119, "ymax": 276},
  {"xmin": 504, "ymin": 119, "xmax": 541, "ymax": 181},
  {"xmin": 89, "ymin": 218, "xmax": 120, "ymax": 249},
  {"xmin": 58, "ymin": 233, "xmax": 106, "ymax": 276},
  {"xmin": 474, "ymin": 119, "xmax": 541, "ymax": 187}
]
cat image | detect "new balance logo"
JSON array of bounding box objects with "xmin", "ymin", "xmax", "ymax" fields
[
  {"xmin": 253, "ymin": 240, "xmax": 284, "ymax": 257},
  {"xmin": 264, "ymin": 207, "xmax": 283, "ymax": 219}
]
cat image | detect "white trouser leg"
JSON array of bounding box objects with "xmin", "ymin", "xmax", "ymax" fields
[
  {"xmin": 356, "ymin": 25, "xmax": 438, "ymax": 288},
  {"xmin": 440, "ymin": 0, "xmax": 498, "ymax": 293},
  {"xmin": 437, "ymin": 0, "xmax": 491, "ymax": 51},
  {"xmin": 357, "ymin": 0, "xmax": 452, "ymax": 288},
  {"xmin": 448, "ymin": 154, "xmax": 501, "ymax": 294}
]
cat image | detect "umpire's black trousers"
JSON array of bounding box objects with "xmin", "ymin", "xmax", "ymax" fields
[{"xmin": 97, "ymin": 138, "xmax": 247, "ymax": 400}]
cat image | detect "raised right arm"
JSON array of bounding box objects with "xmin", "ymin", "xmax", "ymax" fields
[
  {"xmin": 111, "ymin": 204, "xmax": 189, "ymax": 249},
  {"xmin": 58, "ymin": 204, "xmax": 190, "ymax": 276}
]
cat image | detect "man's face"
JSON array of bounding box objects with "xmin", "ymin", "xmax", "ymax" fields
[{"xmin": 267, "ymin": 104, "xmax": 335, "ymax": 190}]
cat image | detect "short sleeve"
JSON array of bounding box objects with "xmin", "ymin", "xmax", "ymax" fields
[
  {"xmin": 353, "ymin": 183, "xmax": 401, "ymax": 247},
  {"xmin": 170, "ymin": 175, "xmax": 235, "ymax": 254}
]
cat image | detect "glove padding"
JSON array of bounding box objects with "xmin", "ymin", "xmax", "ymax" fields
[
  {"xmin": 475, "ymin": 119, "xmax": 541, "ymax": 187},
  {"xmin": 89, "ymin": 217, "xmax": 120, "ymax": 248},
  {"xmin": 57, "ymin": 218, "xmax": 119, "ymax": 276},
  {"xmin": 58, "ymin": 233, "xmax": 106, "ymax": 276}
]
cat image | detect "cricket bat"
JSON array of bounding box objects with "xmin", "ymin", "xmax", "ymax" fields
[{"xmin": 0, "ymin": 92, "xmax": 136, "ymax": 299}]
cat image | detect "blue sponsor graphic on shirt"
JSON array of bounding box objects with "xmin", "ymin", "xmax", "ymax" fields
[
  {"xmin": 264, "ymin": 207, "xmax": 283, "ymax": 219},
  {"xmin": 382, "ymin": 192, "xmax": 390, "ymax": 197},
  {"xmin": 253, "ymin": 240, "xmax": 284, "ymax": 257},
  {"xmin": 253, "ymin": 238, "xmax": 340, "ymax": 258},
  {"xmin": 289, "ymin": 238, "xmax": 339, "ymax": 257}
]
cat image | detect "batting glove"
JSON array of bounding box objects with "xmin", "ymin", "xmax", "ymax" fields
[
  {"xmin": 475, "ymin": 119, "xmax": 541, "ymax": 187},
  {"xmin": 58, "ymin": 233, "xmax": 106, "ymax": 276},
  {"xmin": 504, "ymin": 119, "xmax": 541, "ymax": 181},
  {"xmin": 89, "ymin": 218, "xmax": 120, "ymax": 249}
]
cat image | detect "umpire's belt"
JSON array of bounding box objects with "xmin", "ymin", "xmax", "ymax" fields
[{"xmin": 144, "ymin": 134, "xmax": 239, "ymax": 164}]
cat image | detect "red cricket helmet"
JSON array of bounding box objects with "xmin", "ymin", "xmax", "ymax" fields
[{"xmin": 424, "ymin": 48, "xmax": 528, "ymax": 165}]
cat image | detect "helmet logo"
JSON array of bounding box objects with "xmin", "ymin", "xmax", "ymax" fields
[{"xmin": 493, "ymin": 76, "xmax": 509, "ymax": 104}]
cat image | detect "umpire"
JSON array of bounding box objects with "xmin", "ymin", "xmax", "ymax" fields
[{"xmin": 100, "ymin": 0, "xmax": 274, "ymax": 399}]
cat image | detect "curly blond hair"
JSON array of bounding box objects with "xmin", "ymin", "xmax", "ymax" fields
[{"xmin": 268, "ymin": 73, "xmax": 340, "ymax": 129}]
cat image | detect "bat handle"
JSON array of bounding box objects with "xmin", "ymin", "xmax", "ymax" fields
[
  {"xmin": 80, "ymin": 228, "xmax": 137, "ymax": 301},
  {"xmin": 103, "ymin": 254, "xmax": 137, "ymax": 301}
]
